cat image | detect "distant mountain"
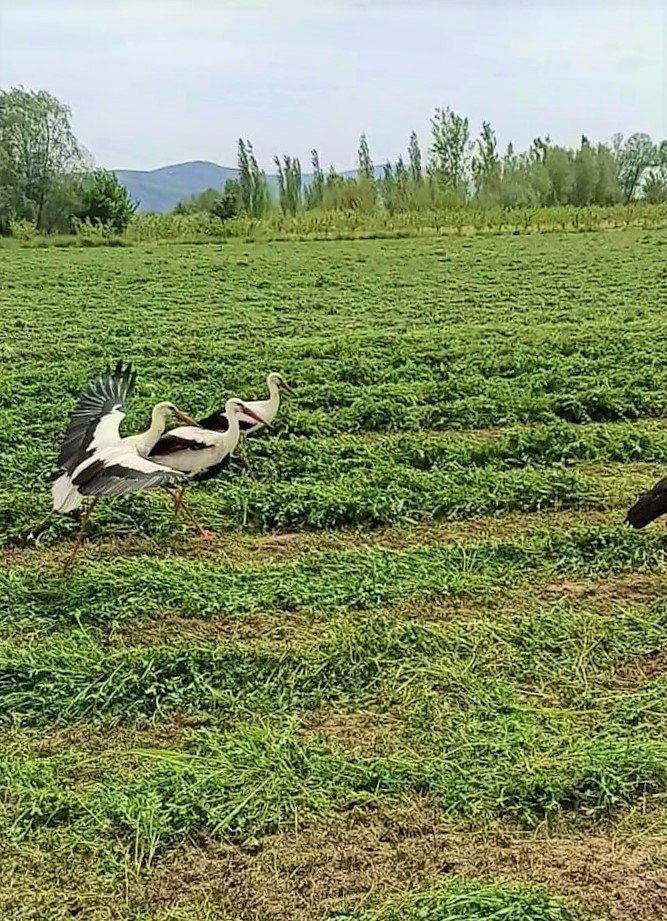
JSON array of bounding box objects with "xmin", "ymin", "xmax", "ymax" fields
[
  {"xmin": 114, "ymin": 161, "xmax": 239, "ymax": 213},
  {"xmin": 114, "ymin": 159, "xmax": 385, "ymax": 213}
]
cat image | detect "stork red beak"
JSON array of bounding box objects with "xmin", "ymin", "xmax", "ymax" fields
[
  {"xmin": 279, "ymin": 381, "xmax": 295, "ymax": 395},
  {"xmin": 174, "ymin": 410, "xmax": 201, "ymax": 427},
  {"xmin": 242, "ymin": 404, "xmax": 272, "ymax": 427}
]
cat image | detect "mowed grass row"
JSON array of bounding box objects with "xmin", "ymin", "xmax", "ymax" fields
[
  {"xmin": 5, "ymin": 420, "xmax": 667, "ymax": 542},
  {"xmin": 7, "ymin": 324, "xmax": 667, "ymax": 440},
  {"xmin": 327, "ymin": 883, "xmax": 585, "ymax": 921},
  {"xmin": 1, "ymin": 524, "xmax": 664, "ymax": 631},
  {"xmin": 3, "ymin": 462, "xmax": 600, "ymax": 543},
  {"xmin": 3, "ymin": 645, "xmax": 667, "ymax": 855},
  {"xmin": 1, "ymin": 591, "xmax": 667, "ymax": 725},
  {"xmin": 0, "ymin": 588, "xmax": 667, "ymax": 919},
  {"xmin": 7, "ymin": 418, "xmax": 667, "ymax": 487}
]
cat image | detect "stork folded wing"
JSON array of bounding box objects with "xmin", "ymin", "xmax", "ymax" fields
[
  {"xmin": 197, "ymin": 410, "xmax": 230, "ymax": 432},
  {"xmin": 57, "ymin": 361, "xmax": 137, "ymax": 474},
  {"xmin": 148, "ymin": 430, "xmax": 214, "ymax": 456}
]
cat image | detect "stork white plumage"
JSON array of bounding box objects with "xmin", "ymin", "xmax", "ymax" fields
[
  {"xmin": 195, "ymin": 372, "xmax": 293, "ymax": 477},
  {"xmin": 39, "ymin": 362, "xmax": 200, "ymax": 567},
  {"xmin": 148, "ymin": 397, "xmax": 269, "ymax": 538}
]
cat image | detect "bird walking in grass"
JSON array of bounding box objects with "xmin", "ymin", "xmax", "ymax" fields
[
  {"xmin": 148, "ymin": 398, "xmax": 270, "ymax": 538},
  {"xmin": 195, "ymin": 372, "xmax": 294, "ymax": 478},
  {"xmin": 31, "ymin": 362, "xmax": 200, "ymax": 567},
  {"xmin": 626, "ymin": 477, "xmax": 667, "ymax": 529}
]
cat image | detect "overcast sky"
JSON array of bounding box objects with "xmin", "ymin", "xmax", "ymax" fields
[{"xmin": 1, "ymin": 0, "xmax": 665, "ymax": 172}]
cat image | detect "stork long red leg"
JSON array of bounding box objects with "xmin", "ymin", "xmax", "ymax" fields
[
  {"xmin": 63, "ymin": 499, "xmax": 98, "ymax": 571},
  {"xmin": 164, "ymin": 488, "xmax": 216, "ymax": 540},
  {"xmin": 172, "ymin": 487, "xmax": 185, "ymax": 512}
]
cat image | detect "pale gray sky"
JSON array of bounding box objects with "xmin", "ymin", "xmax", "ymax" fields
[{"xmin": 1, "ymin": 0, "xmax": 665, "ymax": 171}]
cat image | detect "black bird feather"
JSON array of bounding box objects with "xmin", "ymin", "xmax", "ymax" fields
[
  {"xmin": 57, "ymin": 361, "xmax": 136, "ymax": 474},
  {"xmin": 626, "ymin": 476, "xmax": 667, "ymax": 529}
]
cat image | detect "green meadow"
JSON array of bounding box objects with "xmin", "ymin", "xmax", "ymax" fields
[{"xmin": 1, "ymin": 228, "xmax": 667, "ymax": 919}]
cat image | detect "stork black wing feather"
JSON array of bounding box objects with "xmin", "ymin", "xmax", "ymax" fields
[
  {"xmin": 626, "ymin": 476, "xmax": 667, "ymax": 528},
  {"xmin": 196, "ymin": 410, "xmax": 256, "ymax": 434},
  {"xmin": 75, "ymin": 462, "xmax": 185, "ymax": 498},
  {"xmin": 148, "ymin": 432, "xmax": 211, "ymax": 457},
  {"xmin": 197, "ymin": 409, "xmax": 230, "ymax": 432},
  {"xmin": 57, "ymin": 362, "xmax": 136, "ymax": 474}
]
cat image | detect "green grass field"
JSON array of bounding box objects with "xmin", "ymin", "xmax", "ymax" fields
[{"xmin": 2, "ymin": 229, "xmax": 667, "ymax": 920}]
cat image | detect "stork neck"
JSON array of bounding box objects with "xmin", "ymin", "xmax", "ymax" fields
[
  {"xmin": 147, "ymin": 405, "xmax": 170, "ymax": 441},
  {"xmin": 266, "ymin": 381, "xmax": 281, "ymax": 413},
  {"xmin": 225, "ymin": 411, "xmax": 242, "ymax": 449}
]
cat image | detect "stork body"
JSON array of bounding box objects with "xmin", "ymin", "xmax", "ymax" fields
[
  {"xmin": 52, "ymin": 396, "xmax": 194, "ymax": 514},
  {"xmin": 149, "ymin": 398, "xmax": 268, "ymax": 480},
  {"xmin": 33, "ymin": 362, "xmax": 198, "ymax": 565},
  {"xmin": 148, "ymin": 398, "xmax": 268, "ymax": 536},
  {"xmin": 196, "ymin": 372, "xmax": 293, "ymax": 477}
]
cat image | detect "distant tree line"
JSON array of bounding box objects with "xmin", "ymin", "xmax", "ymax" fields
[
  {"xmin": 0, "ymin": 86, "xmax": 136, "ymax": 235},
  {"xmin": 1, "ymin": 86, "xmax": 665, "ymax": 236},
  {"xmin": 179, "ymin": 106, "xmax": 666, "ymax": 221}
]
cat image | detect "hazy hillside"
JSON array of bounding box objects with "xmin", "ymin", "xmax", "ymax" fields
[
  {"xmin": 114, "ymin": 159, "xmax": 384, "ymax": 212},
  {"xmin": 114, "ymin": 161, "xmax": 241, "ymax": 213}
]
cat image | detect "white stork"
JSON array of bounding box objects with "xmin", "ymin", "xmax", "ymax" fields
[
  {"xmin": 195, "ymin": 372, "xmax": 294, "ymax": 476},
  {"xmin": 42, "ymin": 362, "xmax": 200, "ymax": 566},
  {"xmin": 148, "ymin": 398, "xmax": 269, "ymax": 538}
]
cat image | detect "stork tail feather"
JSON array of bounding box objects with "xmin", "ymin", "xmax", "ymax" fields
[{"xmin": 52, "ymin": 473, "xmax": 84, "ymax": 514}]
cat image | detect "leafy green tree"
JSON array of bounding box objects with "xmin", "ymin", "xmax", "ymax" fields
[
  {"xmin": 355, "ymin": 133, "xmax": 376, "ymax": 211},
  {"xmin": 594, "ymin": 143, "xmax": 621, "ymax": 203},
  {"xmin": 381, "ymin": 162, "xmax": 397, "ymax": 213},
  {"xmin": 530, "ymin": 136, "xmax": 550, "ymax": 165},
  {"xmin": 173, "ymin": 181, "xmax": 240, "ymax": 222},
  {"xmin": 0, "ymin": 86, "xmax": 88, "ymax": 233},
  {"xmin": 76, "ymin": 169, "xmax": 136, "ymax": 232},
  {"xmin": 174, "ymin": 187, "xmax": 222, "ymax": 214},
  {"xmin": 544, "ymin": 146, "xmax": 574, "ymax": 204},
  {"xmin": 212, "ymin": 179, "xmax": 240, "ymax": 222},
  {"xmin": 357, "ymin": 133, "xmax": 374, "ymax": 181},
  {"xmin": 472, "ymin": 121, "xmax": 501, "ymax": 201},
  {"xmin": 644, "ymin": 140, "xmax": 667, "ymax": 203},
  {"xmin": 613, "ymin": 133, "xmax": 657, "ymax": 201},
  {"xmin": 306, "ymin": 149, "xmax": 324, "ymax": 209},
  {"xmin": 236, "ymin": 138, "xmax": 269, "ymax": 218},
  {"xmin": 408, "ymin": 131, "xmax": 422, "ymax": 184},
  {"xmin": 274, "ymin": 155, "xmax": 302, "ymax": 215},
  {"xmin": 237, "ymin": 138, "xmax": 253, "ymax": 212},
  {"xmin": 572, "ymin": 137, "xmax": 598, "ymax": 205},
  {"xmin": 428, "ymin": 106, "xmax": 470, "ymax": 195}
]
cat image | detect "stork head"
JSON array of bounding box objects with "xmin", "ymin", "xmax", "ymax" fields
[
  {"xmin": 267, "ymin": 372, "xmax": 294, "ymax": 396},
  {"xmin": 153, "ymin": 401, "xmax": 200, "ymax": 427},
  {"xmin": 225, "ymin": 398, "xmax": 271, "ymax": 428}
]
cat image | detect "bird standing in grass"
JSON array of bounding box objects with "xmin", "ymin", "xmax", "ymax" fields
[
  {"xmin": 626, "ymin": 477, "xmax": 667, "ymax": 529},
  {"xmin": 34, "ymin": 362, "xmax": 200, "ymax": 567},
  {"xmin": 148, "ymin": 397, "xmax": 269, "ymax": 538},
  {"xmin": 196, "ymin": 372, "xmax": 294, "ymax": 478}
]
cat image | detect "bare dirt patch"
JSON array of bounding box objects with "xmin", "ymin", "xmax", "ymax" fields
[
  {"xmin": 540, "ymin": 572, "xmax": 667, "ymax": 611},
  {"xmin": 301, "ymin": 708, "xmax": 403, "ymax": 755},
  {"xmin": 144, "ymin": 799, "xmax": 667, "ymax": 921}
]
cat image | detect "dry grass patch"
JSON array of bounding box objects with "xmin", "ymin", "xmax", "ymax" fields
[{"xmin": 143, "ymin": 799, "xmax": 667, "ymax": 921}]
